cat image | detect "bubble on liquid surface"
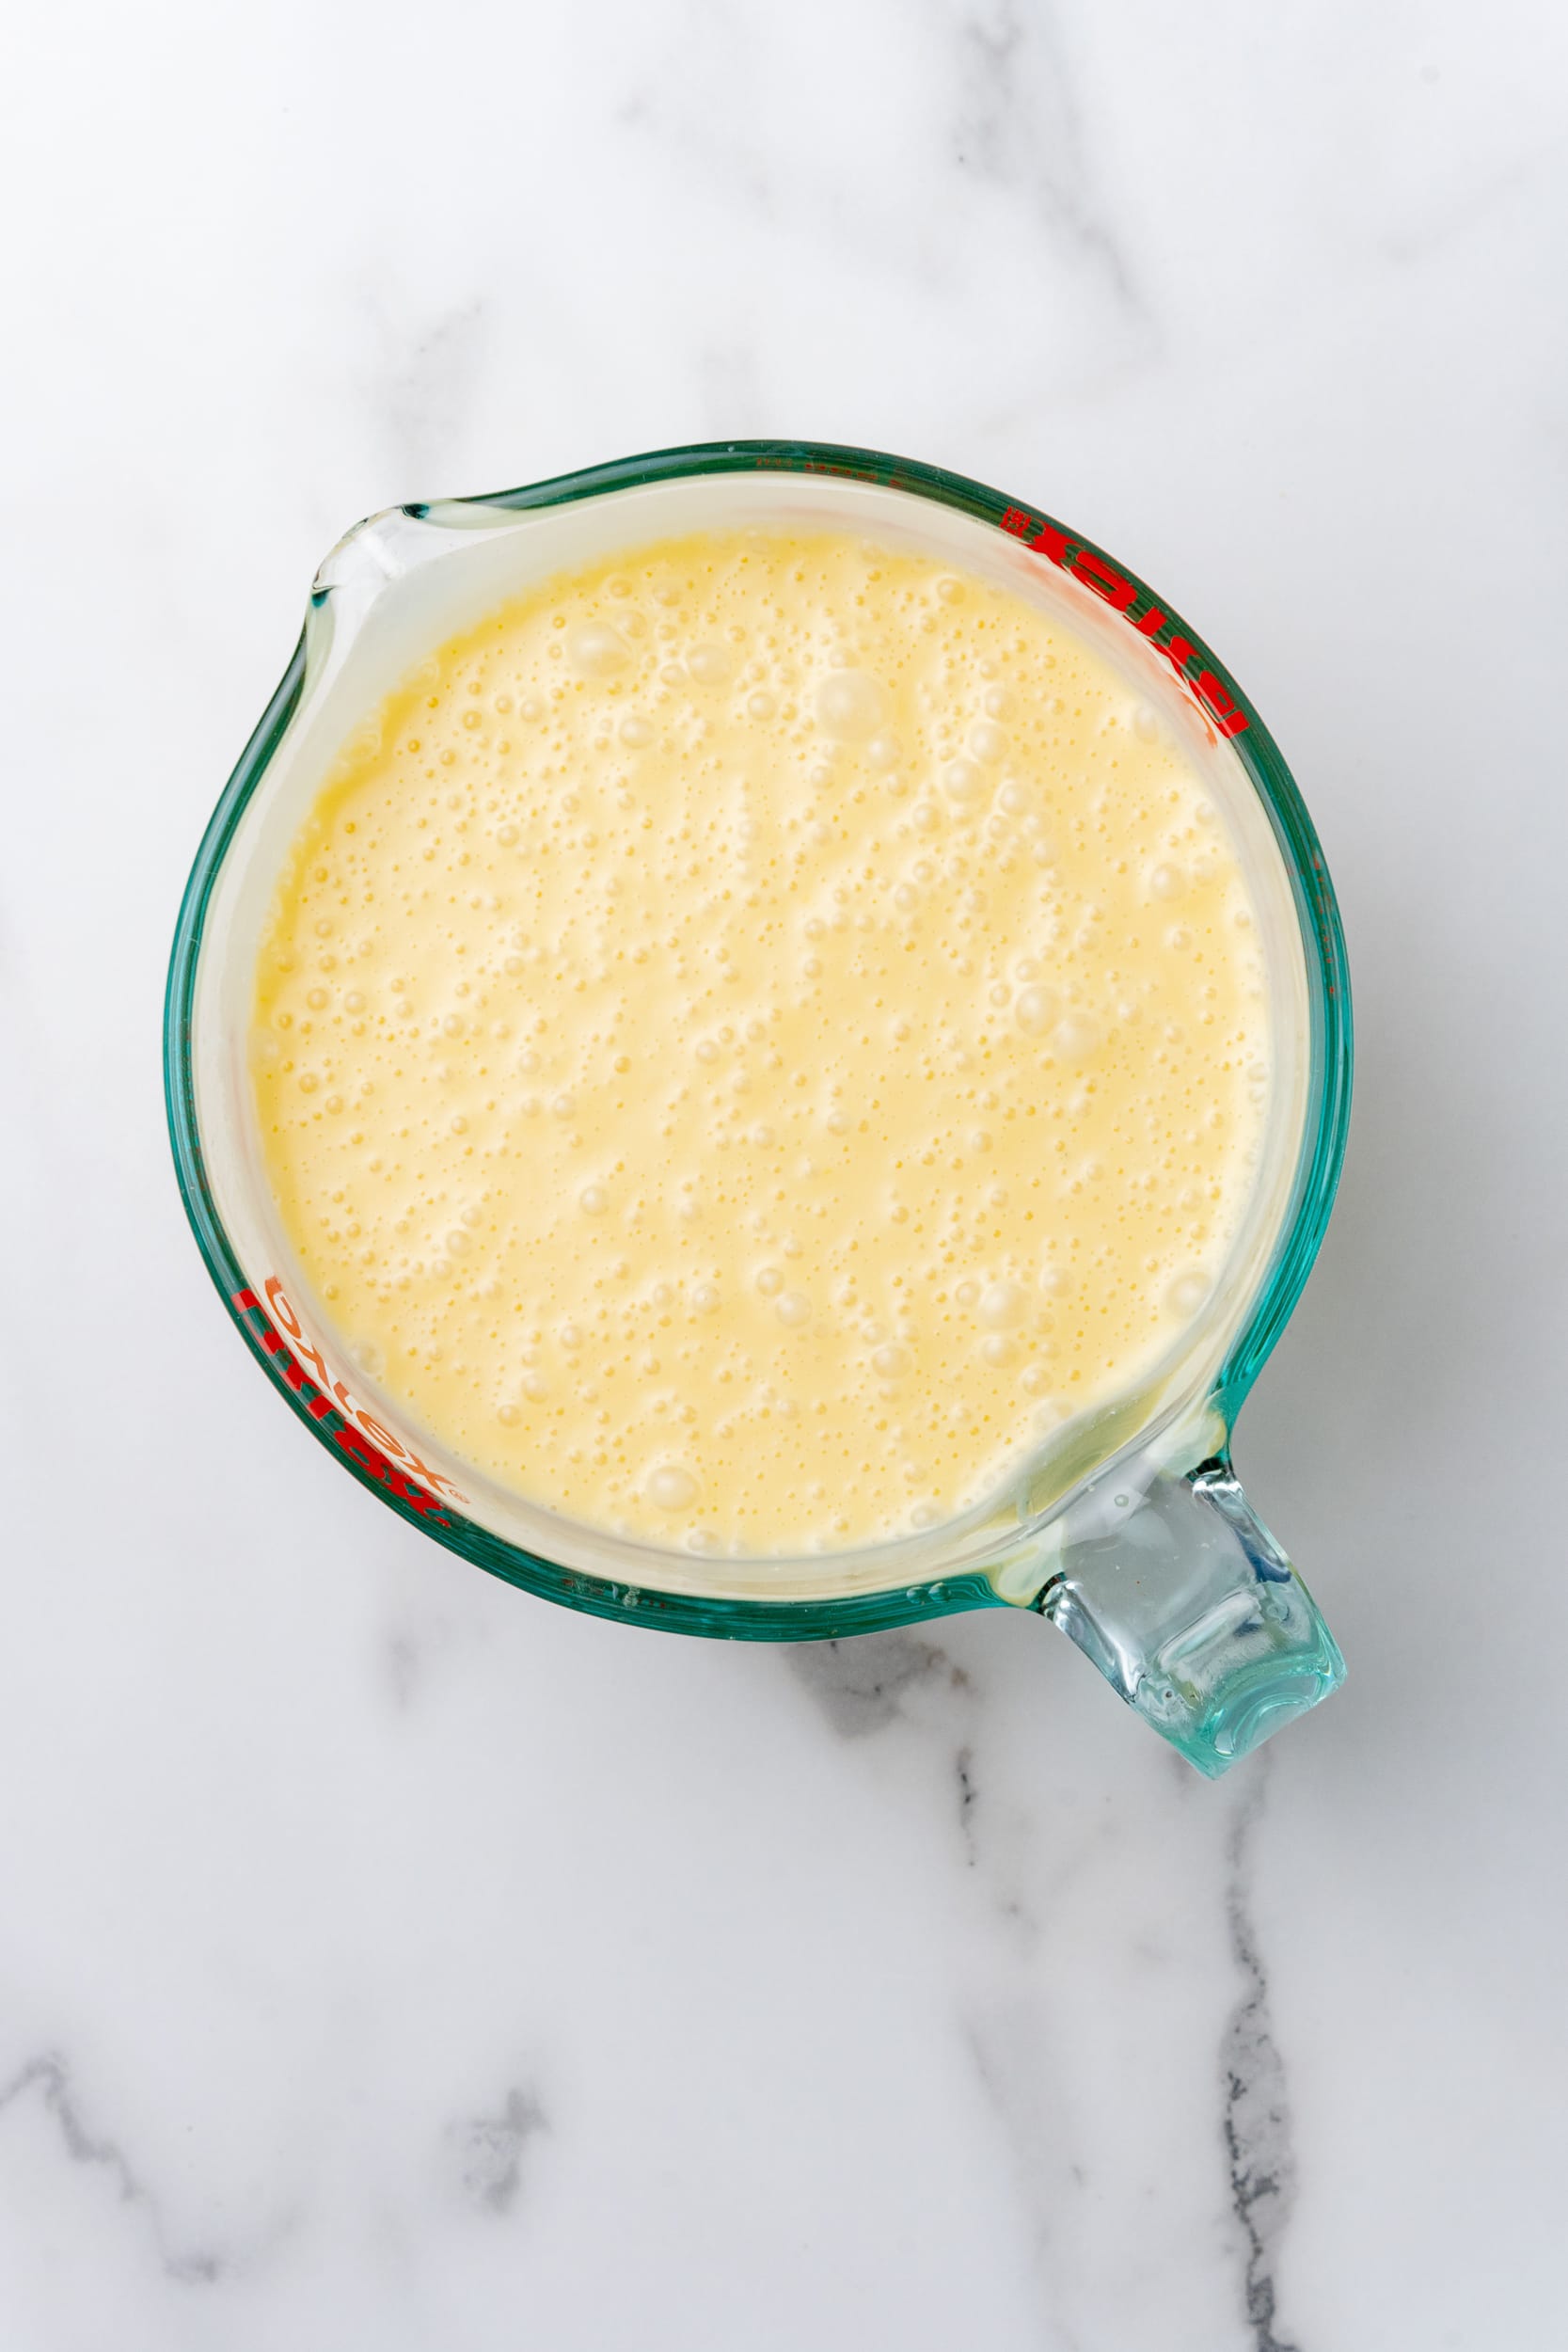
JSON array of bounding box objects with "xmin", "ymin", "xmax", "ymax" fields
[
  {"xmin": 776, "ymin": 1292, "xmax": 811, "ymax": 1327},
  {"xmin": 1015, "ymin": 986, "xmax": 1059, "ymax": 1038},
  {"xmin": 568, "ymin": 622, "xmax": 631, "ymax": 677},
  {"xmin": 688, "ymin": 643, "xmax": 734, "ymax": 688},
  {"xmin": 816, "ymin": 670, "xmax": 886, "ymax": 742},
  {"xmin": 1166, "ymin": 1270, "xmax": 1212, "ymax": 1319},
  {"xmin": 1052, "ymin": 1014, "xmax": 1101, "ymax": 1061},
  {"xmin": 943, "ymin": 758, "xmax": 980, "ymax": 803},
  {"xmin": 647, "ymin": 1463, "xmax": 699, "ymax": 1510},
  {"xmin": 873, "ymin": 1343, "xmax": 911, "ymax": 1378},
  {"xmin": 976, "ymin": 1280, "xmax": 1022, "ymax": 1329}
]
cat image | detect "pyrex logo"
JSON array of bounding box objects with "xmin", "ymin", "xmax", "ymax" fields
[
  {"xmin": 996, "ymin": 506, "xmax": 1250, "ymax": 741},
  {"xmin": 233, "ymin": 1282, "xmax": 467, "ymax": 1521}
]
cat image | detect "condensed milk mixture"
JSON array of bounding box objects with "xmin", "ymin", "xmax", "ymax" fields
[{"xmin": 251, "ymin": 531, "xmax": 1270, "ymax": 1552}]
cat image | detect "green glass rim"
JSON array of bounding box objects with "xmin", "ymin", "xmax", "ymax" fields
[{"xmin": 164, "ymin": 437, "xmax": 1353, "ymax": 1642}]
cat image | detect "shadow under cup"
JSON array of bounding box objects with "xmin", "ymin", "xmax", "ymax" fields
[{"xmin": 166, "ymin": 439, "xmax": 1352, "ymax": 1777}]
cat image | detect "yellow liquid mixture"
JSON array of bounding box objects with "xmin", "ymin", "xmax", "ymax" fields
[{"xmin": 251, "ymin": 532, "xmax": 1270, "ymax": 1553}]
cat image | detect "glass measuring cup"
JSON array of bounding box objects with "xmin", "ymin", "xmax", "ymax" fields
[{"xmin": 165, "ymin": 440, "xmax": 1352, "ymax": 1776}]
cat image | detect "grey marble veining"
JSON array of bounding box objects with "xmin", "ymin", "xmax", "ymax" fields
[
  {"xmin": 1221, "ymin": 1771, "xmax": 1300, "ymax": 2352},
  {"xmin": 0, "ymin": 2053, "xmax": 231, "ymax": 2285},
  {"xmin": 448, "ymin": 2089, "xmax": 548, "ymax": 2217},
  {"xmin": 3, "ymin": 1, "xmax": 1565, "ymax": 2344}
]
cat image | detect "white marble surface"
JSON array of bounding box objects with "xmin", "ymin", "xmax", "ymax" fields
[{"xmin": 4, "ymin": 3, "xmax": 1566, "ymax": 2344}]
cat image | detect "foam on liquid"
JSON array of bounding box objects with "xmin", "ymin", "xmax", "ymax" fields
[{"xmin": 251, "ymin": 532, "xmax": 1271, "ymax": 1553}]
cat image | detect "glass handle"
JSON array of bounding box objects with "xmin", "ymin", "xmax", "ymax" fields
[{"xmin": 1034, "ymin": 1452, "xmax": 1345, "ymax": 1777}]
